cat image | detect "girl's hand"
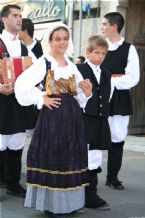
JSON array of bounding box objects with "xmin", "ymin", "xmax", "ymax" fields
[
  {"xmin": 43, "ymin": 95, "xmax": 61, "ymax": 110},
  {"xmin": 79, "ymin": 79, "xmax": 92, "ymax": 97}
]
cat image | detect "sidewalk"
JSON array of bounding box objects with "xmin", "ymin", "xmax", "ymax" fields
[
  {"xmin": 125, "ymin": 135, "xmax": 145, "ymax": 153},
  {"xmin": 1, "ymin": 134, "xmax": 145, "ymax": 218}
]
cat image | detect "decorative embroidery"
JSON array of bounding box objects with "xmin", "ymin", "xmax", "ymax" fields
[
  {"xmin": 27, "ymin": 183, "xmax": 89, "ymax": 191},
  {"xmin": 27, "ymin": 167, "xmax": 87, "ymax": 174}
]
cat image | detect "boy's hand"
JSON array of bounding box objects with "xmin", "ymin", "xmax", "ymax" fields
[{"xmin": 79, "ymin": 79, "xmax": 92, "ymax": 97}]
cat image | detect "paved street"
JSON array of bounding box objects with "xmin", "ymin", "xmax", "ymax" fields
[{"xmin": 1, "ymin": 135, "xmax": 145, "ymax": 218}]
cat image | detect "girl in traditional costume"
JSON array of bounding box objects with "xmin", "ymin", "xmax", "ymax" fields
[{"xmin": 15, "ymin": 23, "xmax": 92, "ymax": 215}]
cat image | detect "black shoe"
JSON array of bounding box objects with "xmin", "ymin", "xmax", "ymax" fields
[
  {"xmin": 44, "ymin": 211, "xmax": 65, "ymax": 217},
  {"xmin": 85, "ymin": 194, "xmax": 111, "ymax": 209},
  {"xmin": 69, "ymin": 208, "xmax": 85, "ymax": 215},
  {"xmin": 116, "ymin": 178, "xmax": 123, "ymax": 184},
  {"xmin": 96, "ymin": 202, "xmax": 111, "ymax": 210},
  {"xmin": 0, "ymin": 180, "xmax": 7, "ymax": 188},
  {"xmin": 106, "ymin": 181, "xmax": 124, "ymax": 190},
  {"xmin": 7, "ymin": 183, "xmax": 26, "ymax": 198}
]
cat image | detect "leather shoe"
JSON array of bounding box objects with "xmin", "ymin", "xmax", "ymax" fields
[
  {"xmin": 85, "ymin": 194, "xmax": 111, "ymax": 209},
  {"xmin": 7, "ymin": 183, "xmax": 26, "ymax": 198},
  {"xmin": 0, "ymin": 180, "xmax": 7, "ymax": 188},
  {"xmin": 106, "ymin": 181, "xmax": 124, "ymax": 190},
  {"xmin": 96, "ymin": 202, "xmax": 111, "ymax": 210}
]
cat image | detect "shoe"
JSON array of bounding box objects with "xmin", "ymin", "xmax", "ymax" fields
[
  {"xmin": 77, "ymin": 208, "xmax": 85, "ymax": 213},
  {"xmin": 85, "ymin": 194, "xmax": 111, "ymax": 209},
  {"xmin": 96, "ymin": 202, "xmax": 111, "ymax": 210},
  {"xmin": 0, "ymin": 180, "xmax": 7, "ymax": 188},
  {"xmin": 7, "ymin": 183, "xmax": 26, "ymax": 198},
  {"xmin": 106, "ymin": 181, "xmax": 124, "ymax": 190},
  {"xmin": 44, "ymin": 211, "xmax": 60, "ymax": 217},
  {"xmin": 116, "ymin": 178, "xmax": 123, "ymax": 184}
]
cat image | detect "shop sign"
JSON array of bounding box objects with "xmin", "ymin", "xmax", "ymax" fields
[{"xmin": 21, "ymin": 0, "xmax": 65, "ymax": 23}]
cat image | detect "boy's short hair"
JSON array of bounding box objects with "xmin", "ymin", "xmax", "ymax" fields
[
  {"xmin": 104, "ymin": 12, "xmax": 124, "ymax": 33},
  {"xmin": 86, "ymin": 35, "xmax": 108, "ymax": 52},
  {"xmin": 77, "ymin": 56, "xmax": 85, "ymax": 63},
  {"xmin": 22, "ymin": 18, "xmax": 34, "ymax": 38}
]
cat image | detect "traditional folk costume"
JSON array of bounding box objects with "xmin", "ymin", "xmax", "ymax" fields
[
  {"xmin": 0, "ymin": 30, "xmax": 37, "ymax": 195},
  {"xmin": 24, "ymin": 39, "xmax": 44, "ymax": 131},
  {"xmin": 77, "ymin": 60, "xmax": 111, "ymax": 208},
  {"xmin": 15, "ymin": 54, "xmax": 89, "ymax": 214},
  {"xmin": 102, "ymin": 38, "xmax": 140, "ymax": 188},
  {"xmin": 26, "ymin": 39, "xmax": 43, "ymax": 62}
]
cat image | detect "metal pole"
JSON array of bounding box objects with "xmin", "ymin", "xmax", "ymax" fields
[
  {"xmin": 78, "ymin": 0, "xmax": 83, "ymax": 56},
  {"xmin": 68, "ymin": 1, "xmax": 74, "ymax": 39}
]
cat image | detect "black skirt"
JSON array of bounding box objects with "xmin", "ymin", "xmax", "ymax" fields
[
  {"xmin": 27, "ymin": 95, "xmax": 88, "ymax": 190},
  {"xmin": 0, "ymin": 94, "xmax": 38, "ymax": 134}
]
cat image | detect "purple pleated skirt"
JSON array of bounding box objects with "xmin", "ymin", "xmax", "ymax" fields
[{"xmin": 27, "ymin": 95, "xmax": 88, "ymax": 190}]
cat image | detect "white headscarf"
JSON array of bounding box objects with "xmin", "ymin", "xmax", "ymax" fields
[
  {"xmin": 48, "ymin": 22, "xmax": 70, "ymax": 40},
  {"xmin": 42, "ymin": 21, "xmax": 73, "ymax": 57}
]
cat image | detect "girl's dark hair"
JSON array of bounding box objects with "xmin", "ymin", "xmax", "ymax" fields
[{"xmin": 49, "ymin": 27, "xmax": 70, "ymax": 41}]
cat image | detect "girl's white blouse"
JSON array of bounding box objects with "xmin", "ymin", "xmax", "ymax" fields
[{"xmin": 15, "ymin": 54, "xmax": 90, "ymax": 109}]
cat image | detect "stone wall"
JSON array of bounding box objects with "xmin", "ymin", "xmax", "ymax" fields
[{"xmin": 72, "ymin": 0, "xmax": 128, "ymax": 60}]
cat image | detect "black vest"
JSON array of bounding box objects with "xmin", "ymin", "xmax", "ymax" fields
[
  {"xmin": 31, "ymin": 41, "xmax": 43, "ymax": 59},
  {"xmin": 0, "ymin": 39, "xmax": 37, "ymax": 134},
  {"xmin": 101, "ymin": 41, "xmax": 133, "ymax": 115},
  {"xmin": 0, "ymin": 38, "xmax": 28, "ymax": 58},
  {"xmin": 77, "ymin": 62, "xmax": 111, "ymax": 118}
]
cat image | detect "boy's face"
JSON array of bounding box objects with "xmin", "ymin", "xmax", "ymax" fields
[
  {"xmin": 87, "ymin": 46, "xmax": 107, "ymax": 65},
  {"xmin": 102, "ymin": 18, "xmax": 117, "ymax": 39},
  {"xmin": 19, "ymin": 29, "xmax": 26, "ymax": 41}
]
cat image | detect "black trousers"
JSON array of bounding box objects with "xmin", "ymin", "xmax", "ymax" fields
[
  {"xmin": 85, "ymin": 169, "xmax": 100, "ymax": 203},
  {"xmin": 107, "ymin": 141, "xmax": 124, "ymax": 183},
  {"xmin": 0, "ymin": 150, "xmax": 6, "ymax": 182},
  {"xmin": 0, "ymin": 149, "xmax": 23, "ymax": 186}
]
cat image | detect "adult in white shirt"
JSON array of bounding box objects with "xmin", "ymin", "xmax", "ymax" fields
[
  {"xmin": 0, "ymin": 4, "xmax": 37, "ymax": 198},
  {"xmin": 0, "ymin": 20, "xmax": 4, "ymax": 35},
  {"xmin": 101, "ymin": 12, "xmax": 140, "ymax": 190}
]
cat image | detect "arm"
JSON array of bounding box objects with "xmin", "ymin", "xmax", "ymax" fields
[
  {"xmin": 111, "ymin": 45, "xmax": 140, "ymax": 90},
  {"xmin": 15, "ymin": 56, "xmax": 46, "ymax": 109},
  {"xmin": 15, "ymin": 56, "xmax": 61, "ymax": 110},
  {"xmin": 73, "ymin": 65, "xmax": 92, "ymax": 108}
]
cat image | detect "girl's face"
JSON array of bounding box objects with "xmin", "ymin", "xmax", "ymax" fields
[{"xmin": 49, "ymin": 28, "xmax": 69, "ymax": 55}]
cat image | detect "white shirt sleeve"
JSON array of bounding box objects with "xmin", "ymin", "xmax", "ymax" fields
[
  {"xmin": 15, "ymin": 56, "xmax": 46, "ymax": 109},
  {"xmin": 73, "ymin": 64, "xmax": 91, "ymax": 108},
  {"xmin": 28, "ymin": 50, "xmax": 38, "ymax": 63},
  {"xmin": 111, "ymin": 45, "xmax": 140, "ymax": 90}
]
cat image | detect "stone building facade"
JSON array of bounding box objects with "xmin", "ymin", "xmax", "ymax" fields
[{"xmin": 0, "ymin": 0, "xmax": 145, "ymax": 134}]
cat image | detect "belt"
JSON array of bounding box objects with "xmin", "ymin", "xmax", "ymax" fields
[{"xmin": 112, "ymin": 74, "xmax": 123, "ymax": 77}]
